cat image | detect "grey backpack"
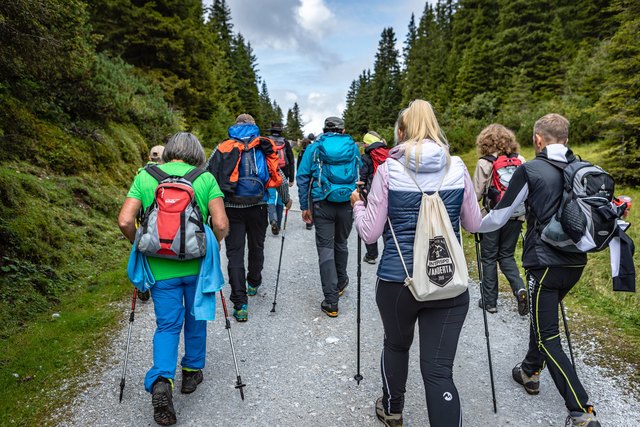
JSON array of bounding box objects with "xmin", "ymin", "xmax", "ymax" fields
[{"xmin": 136, "ymin": 165, "xmax": 207, "ymax": 260}]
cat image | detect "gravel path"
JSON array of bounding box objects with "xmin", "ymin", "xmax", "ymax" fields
[{"xmin": 62, "ymin": 186, "xmax": 639, "ymax": 426}]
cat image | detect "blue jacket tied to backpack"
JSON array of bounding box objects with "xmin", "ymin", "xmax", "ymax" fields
[{"xmin": 297, "ymin": 133, "xmax": 361, "ymax": 209}]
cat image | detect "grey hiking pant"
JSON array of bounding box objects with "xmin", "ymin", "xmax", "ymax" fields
[
  {"xmin": 313, "ymin": 200, "xmax": 353, "ymax": 305},
  {"xmin": 480, "ymin": 218, "xmax": 525, "ymax": 306}
]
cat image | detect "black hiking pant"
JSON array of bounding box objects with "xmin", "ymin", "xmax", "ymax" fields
[
  {"xmin": 377, "ymin": 279, "xmax": 469, "ymax": 425},
  {"xmin": 521, "ymin": 267, "xmax": 591, "ymax": 413},
  {"xmin": 224, "ymin": 205, "xmax": 268, "ymax": 309},
  {"xmin": 313, "ymin": 200, "xmax": 353, "ymax": 305},
  {"xmin": 365, "ymin": 241, "xmax": 378, "ymax": 259},
  {"xmin": 480, "ymin": 218, "xmax": 525, "ymax": 306}
]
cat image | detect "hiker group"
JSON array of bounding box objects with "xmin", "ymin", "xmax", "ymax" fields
[{"xmin": 118, "ymin": 101, "xmax": 635, "ymax": 426}]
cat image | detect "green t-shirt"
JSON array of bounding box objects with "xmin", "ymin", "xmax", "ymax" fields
[{"xmin": 127, "ymin": 162, "xmax": 224, "ymax": 281}]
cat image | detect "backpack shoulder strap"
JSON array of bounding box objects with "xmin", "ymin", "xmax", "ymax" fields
[
  {"xmin": 481, "ymin": 155, "xmax": 497, "ymax": 163},
  {"xmin": 539, "ymin": 157, "xmax": 569, "ymax": 170},
  {"xmin": 145, "ymin": 164, "xmax": 169, "ymax": 182},
  {"xmin": 182, "ymin": 167, "xmax": 206, "ymax": 184}
]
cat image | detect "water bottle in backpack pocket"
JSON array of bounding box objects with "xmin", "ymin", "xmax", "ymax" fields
[
  {"xmin": 136, "ymin": 165, "xmax": 207, "ymax": 260},
  {"xmin": 315, "ymin": 134, "xmax": 360, "ymax": 203},
  {"xmin": 230, "ymin": 146, "xmax": 269, "ymax": 205},
  {"xmin": 540, "ymin": 159, "xmax": 618, "ymax": 253}
]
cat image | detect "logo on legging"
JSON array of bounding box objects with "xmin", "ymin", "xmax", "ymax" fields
[
  {"xmin": 443, "ymin": 391, "xmax": 453, "ymax": 401},
  {"xmin": 428, "ymin": 236, "xmax": 454, "ymax": 287}
]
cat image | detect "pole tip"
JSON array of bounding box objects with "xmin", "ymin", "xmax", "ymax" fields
[{"xmin": 354, "ymin": 374, "xmax": 363, "ymax": 385}]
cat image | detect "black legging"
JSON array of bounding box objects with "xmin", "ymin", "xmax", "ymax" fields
[{"xmin": 376, "ymin": 279, "xmax": 469, "ymax": 426}]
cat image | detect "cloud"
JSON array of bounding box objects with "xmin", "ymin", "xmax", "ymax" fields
[
  {"xmin": 229, "ymin": 0, "xmax": 332, "ymax": 60},
  {"xmin": 297, "ymin": 0, "xmax": 334, "ymax": 37}
]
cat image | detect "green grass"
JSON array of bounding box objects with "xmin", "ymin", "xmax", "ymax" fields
[
  {"xmin": 459, "ymin": 141, "xmax": 640, "ymax": 386},
  {"xmin": 0, "ymin": 264, "xmax": 130, "ymax": 426}
]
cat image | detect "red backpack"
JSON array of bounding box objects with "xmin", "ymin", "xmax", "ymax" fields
[
  {"xmin": 370, "ymin": 146, "xmax": 390, "ymax": 174},
  {"xmin": 136, "ymin": 165, "xmax": 207, "ymax": 260},
  {"xmin": 482, "ymin": 153, "xmax": 523, "ymax": 211},
  {"xmin": 273, "ymin": 136, "xmax": 288, "ymax": 169}
]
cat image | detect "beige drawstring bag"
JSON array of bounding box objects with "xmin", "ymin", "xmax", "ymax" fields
[{"xmin": 388, "ymin": 164, "xmax": 468, "ymax": 301}]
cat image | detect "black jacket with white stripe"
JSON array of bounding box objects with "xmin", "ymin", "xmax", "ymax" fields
[{"xmin": 478, "ymin": 144, "xmax": 587, "ymax": 269}]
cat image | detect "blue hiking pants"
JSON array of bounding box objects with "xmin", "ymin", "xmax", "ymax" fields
[
  {"xmin": 144, "ymin": 275, "xmax": 207, "ymax": 392},
  {"xmin": 267, "ymin": 188, "xmax": 284, "ymax": 228}
]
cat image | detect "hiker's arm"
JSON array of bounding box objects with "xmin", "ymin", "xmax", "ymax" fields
[
  {"xmin": 478, "ymin": 166, "xmax": 529, "ymax": 233},
  {"xmin": 460, "ymin": 169, "xmax": 482, "ymax": 233},
  {"xmin": 353, "ymin": 162, "xmax": 389, "ymax": 244},
  {"xmin": 208, "ymin": 198, "xmax": 229, "ymax": 242},
  {"xmin": 296, "ymin": 145, "xmax": 314, "ymax": 211},
  {"xmin": 472, "ymin": 159, "xmax": 491, "ymax": 203},
  {"xmin": 118, "ymin": 197, "xmax": 142, "ymax": 244}
]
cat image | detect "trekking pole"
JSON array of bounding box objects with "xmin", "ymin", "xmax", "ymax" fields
[
  {"xmin": 474, "ymin": 233, "xmax": 497, "ymax": 413},
  {"xmin": 219, "ymin": 290, "xmax": 246, "ymax": 400},
  {"xmin": 354, "ymin": 233, "xmax": 363, "ymax": 385},
  {"xmin": 560, "ymin": 300, "xmax": 576, "ymax": 370},
  {"xmin": 271, "ymin": 207, "xmax": 289, "ymax": 312},
  {"xmin": 354, "ymin": 183, "xmax": 366, "ymax": 385},
  {"xmin": 119, "ymin": 288, "xmax": 138, "ymax": 403}
]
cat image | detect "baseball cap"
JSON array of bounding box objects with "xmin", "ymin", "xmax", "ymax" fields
[
  {"xmin": 149, "ymin": 145, "xmax": 165, "ymax": 163},
  {"xmin": 323, "ymin": 116, "xmax": 344, "ymax": 131}
]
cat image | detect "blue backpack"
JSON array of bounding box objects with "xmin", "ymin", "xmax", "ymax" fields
[
  {"xmin": 231, "ymin": 143, "xmax": 269, "ymax": 205},
  {"xmin": 314, "ymin": 134, "xmax": 360, "ymax": 202}
]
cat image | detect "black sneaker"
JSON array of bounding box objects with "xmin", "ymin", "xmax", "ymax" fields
[
  {"xmin": 152, "ymin": 377, "xmax": 176, "ymax": 426},
  {"xmin": 271, "ymin": 220, "xmax": 280, "ymax": 235},
  {"xmin": 306, "ymin": 223, "xmax": 313, "ymax": 230},
  {"xmin": 338, "ymin": 278, "xmax": 349, "ymax": 297},
  {"xmin": 375, "ymin": 396, "xmax": 403, "ymax": 426},
  {"xmin": 516, "ymin": 288, "xmax": 528, "ymax": 316},
  {"xmin": 138, "ymin": 289, "xmax": 151, "ymax": 302},
  {"xmin": 363, "ymin": 255, "xmax": 377, "ymax": 264},
  {"xmin": 321, "ymin": 300, "xmax": 338, "ymax": 317},
  {"xmin": 181, "ymin": 369, "xmax": 203, "ymax": 394},
  {"xmin": 478, "ymin": 298, "xmax": 498, "ymax": 313},
  {"xmin": 512, "ymin": 363, "xmax": 540, "ymax": 395}
]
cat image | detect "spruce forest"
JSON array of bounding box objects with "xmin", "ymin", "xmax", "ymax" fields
[{"xmin": 343, "ymin": 0, "xmax": 640, "ymax": 185}]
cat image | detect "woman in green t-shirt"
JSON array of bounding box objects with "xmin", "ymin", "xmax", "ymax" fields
[{"xmin": 118, "ymin": 132, "xmax": 228, "ymax": 426}]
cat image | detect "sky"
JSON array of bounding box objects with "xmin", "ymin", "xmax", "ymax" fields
[{"xmin": 209, "ymin": 0, "xmax": 427, "ymax": 135}]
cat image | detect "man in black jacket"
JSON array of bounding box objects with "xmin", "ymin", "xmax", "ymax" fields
[{"xmin": 478, "ymin": 114, "xmax": 600, "ymax": 427}]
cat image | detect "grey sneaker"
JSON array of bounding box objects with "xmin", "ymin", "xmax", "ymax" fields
[
  {"xmin": 375, "ymin": 397, "xmax": 403, "ymax": 427},
  {"xmin": 152, "ymin": 377, "xmax": 176, "ymax": 426},
  {"xmin": 516, "ymin": 288, "xmax": 528, "ymax": 316},
  {"xmin": 512, "ymin": 363, "xmax": 540, "ymax": 395},
  {"xmin": 565, "ymin": 409, "xmax": 601, "ymax": 427}
]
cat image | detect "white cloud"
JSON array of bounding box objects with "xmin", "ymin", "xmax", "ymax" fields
[{"xmin": 296, "ymin": 0, "xmax": 334, "ymax": 38}]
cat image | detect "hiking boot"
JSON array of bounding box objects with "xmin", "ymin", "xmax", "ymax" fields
[
  {"xmin": 271, "ymin": 220, "xmax": 280, "ymax": 235},
  {"xmin": 375, "ymin": 396, "xmax": 403, "ymax": 427},
  {"xmin": 306, "ymin": 223, "xmax": 313, "ymax": 230},
  {"xmin": 152, "ymin": 377, "xmax": 176, "ymax": 426},
  {"xmin": 565, "ymin": 408, "xmax": 601, "ymax": 427},
  {"xmin": 516, "ymin": 288, "xmax": 528, "ymax": 316},
  {"xmin": 321, "ymin": 300, "xmax": 338, "ymax": 317},
  {"xmin": 180, "ymin": 369, "xmax": 203, "ymax": 394},
  {"xmin": 233, "ymin": 304, "xmax": 248, "ymax": 322},
  {"xmin": 363, "ymin": 254, "xmax": 377, "ymax": 264},
  {"xmin": 247, "ymin": 284, "xmax": 258, "ymax": 296},
  {"xmin": 512, "ymin": 363, "xmax": 540, "ymax": 395},
  {"xmin": 338, "ymin": 278, "xmax": 349, "ymax": 297},
  {"xmin": 138, "ymin": 289, "xmax": 151, "ymax": 302},
  {"xmin": 478, "ymin": 298, "xmax": 498, "ymax": 313}
]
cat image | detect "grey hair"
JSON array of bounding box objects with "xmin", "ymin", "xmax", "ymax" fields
[{"xmin": 162, "ymin": 132, "xmax": 206, "ymax": 167}]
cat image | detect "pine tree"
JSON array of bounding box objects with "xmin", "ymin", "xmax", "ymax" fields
[
  {"xmin": 371, "ymin": 27, "xmax": 402, "ymax": 129},
  {"xmin": 598, "ymin": 0, "xmax": 640, "ymax": 184},
  {"xmin": 232, "ymin": 34, "xmax": 261, "ymax": 122},
  {"xmin": 285, "ymin": 102, "xmax": 304, "ymax": 141}
]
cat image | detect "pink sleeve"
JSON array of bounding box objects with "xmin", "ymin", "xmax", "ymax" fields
[
  {"xmin": 353, "ymin": 162, "xmax": 389, "ymax": 244},
  {"xmin": 460, "ymin": 168, "xmax": 482, "ymax": 233}
]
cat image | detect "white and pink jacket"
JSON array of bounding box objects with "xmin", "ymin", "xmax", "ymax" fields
[{"xmin": 353, "ymin": 139, "xmax": 482, "ymax": 282}]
